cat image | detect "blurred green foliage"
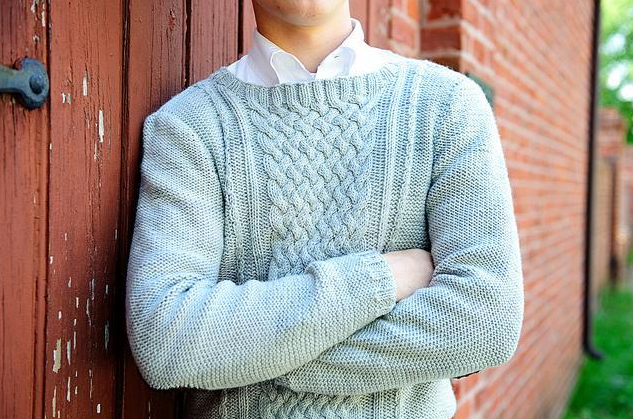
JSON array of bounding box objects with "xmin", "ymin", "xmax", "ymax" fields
[
  {"xmin": 600, "ymin": 0, "xmax": 633, "ymax": 144},
  {"xmin": 562, "ymin": 283, "xmax": 633, "ymax": 419}
]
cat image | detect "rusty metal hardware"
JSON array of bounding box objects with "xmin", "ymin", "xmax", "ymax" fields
[{"xmin": 0, "ymin": 57, "xmax": 49, "ymax": 109}]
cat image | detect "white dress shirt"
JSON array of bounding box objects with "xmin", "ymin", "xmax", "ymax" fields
[{"xmin": 226, "ymin": 17, "xmax": 407, "ymax": 86}]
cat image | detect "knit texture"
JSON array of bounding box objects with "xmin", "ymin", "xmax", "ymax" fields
[{"xmin": 125, "ymin": 58, "xmax": 525, "ymax": 419}]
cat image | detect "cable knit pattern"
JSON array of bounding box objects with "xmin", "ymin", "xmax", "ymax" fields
[
  {"xmin": 246, "ymin": 75, "xmax": 386, "ymax": 280},
  {"xmin": 125, "ymin": 58, "xmax": 525, "ymax": 419}
]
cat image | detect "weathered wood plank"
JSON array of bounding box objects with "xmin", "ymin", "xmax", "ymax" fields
[
  {"xmin": 120, "ymin": 1, "xmax": 190, "ymax": 418},
  {"xmin": 240, "ymin": 0, "xmax": 256, "ymax": 58},
  {"xmin": 45, "ymin": 0, "xmax": 123, "ymax": 417},
  {"xmin": 120, "ymin": 1, "xmax": 239, "ymax": 418},
  {"xmin": 0, "ymin": 1, "xmax": 49, "ymax": 418},
  {"xmin": 188, "ymin": 0, "xmax": 239, "ymax": 84}
]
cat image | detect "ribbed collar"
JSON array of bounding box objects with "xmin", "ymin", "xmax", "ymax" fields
[
  {"xmin": 247, "ymin": 17, "xmax": 369, "ymax": 86},
  {"xmin": 210, "ymin": 60, "xmax": 408, "ymax": 107}
]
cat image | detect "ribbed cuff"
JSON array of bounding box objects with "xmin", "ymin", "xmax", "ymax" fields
[{"xmin": 354, "ymin": 249, "xmax": 398, "ymax": 315}]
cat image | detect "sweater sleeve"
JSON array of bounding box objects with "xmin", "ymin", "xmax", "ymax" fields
[
  {"xmin": 271, "ymin": 76, "xmax": 525, "ymax": 395},
  {"xmin": 124, "ymin": 110, "xmax": 398, "ymax": 391}
]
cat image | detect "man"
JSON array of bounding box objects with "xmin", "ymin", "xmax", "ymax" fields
[{"xmin": 125, "ymin": 1, "xmax": 525, "ymax": 418}]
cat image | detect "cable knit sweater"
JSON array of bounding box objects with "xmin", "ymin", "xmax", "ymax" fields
[{"xmin": 125, "ymin": 58, "xmax": 525, "ymax": 419}]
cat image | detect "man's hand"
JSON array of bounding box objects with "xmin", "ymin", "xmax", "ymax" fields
[{"xmin": 381, "ymin": 249, "xmax": 435, "ymax": 301}]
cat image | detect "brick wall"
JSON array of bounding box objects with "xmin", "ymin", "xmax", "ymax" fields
[
  {"xmin": 592, "ymin": 155, "xmax": 614, "ymax": 292},
  {"xmin": 596, "ymin": 108, "xmax": 631, "ymax": 284},
  {"xmin": 386, "ymin": 1, "xmax": 596, "ymax": 418},
  {"xmin": 623, "ymin": 146, "xmax": 633, "ymax": 260}
]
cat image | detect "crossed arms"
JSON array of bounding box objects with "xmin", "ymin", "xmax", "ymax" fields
[{"xmin": 125, "ymin": 76, "xmax": 524, "ymax": 395}]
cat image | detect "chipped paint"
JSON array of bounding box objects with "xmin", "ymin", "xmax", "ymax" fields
[
  {"xmin": 49, "ymin": 142, "xmax": 52, "ymax": 150},
  {"xmin": 89, "ymin": 369, "xmax": 93, "ymax": 399},
  {"xmin": 74, "ymin": 386, "xmax": 77, "ymax": 395},
  {"xmin": 75, "ymin": 297, "xmax": 79, "ymax": 308},
  {"xmin": 83, "ymin": 73, "xmax": 88, "ymax": 96},
  {"xmin": 104, "ymin": 321, "xmax": 109, "ymax": 350},
  {"xmin": 105, "ymin": 284, "xmax": 109, "ymax": 295},
  {"xmin": 97, "ymin": 403, "xmax": 101, "ymax": 413},
  {"xmin": 73, "ymin": 330, "xmax": 76, "ymax": 349},
  {"xmin": 52, "ymin": 385, "xmax": 56, "ymax": 418},
  {"xmin": 67, "ymin": 276, "xmax": 71, "ymax": 287},
  {"xmin": 66, "ymin": 340, "xmax": 71, "ymax": 365},
  {"xmin": 66, "ymin": 376, "xmax": 71, "ymax": 402},
  {"xmin": 98, "ymin": 110, "xmax": 104, "ymax": 143},
  {"xmin": 86, "ymin": 298, "xmax": 91, "ymax": 327},
  {"xmin": 73, "ymin": 318, "xmax": 77, "ymax": 326},
  {"xmin": 94, "ymin": 141, "xmax": 98, "ymax": 160},
  {"xmin": 30, "ymin": 0, "xmax": 37, "ymax": 13},
  {"xmin": 52, "ymin": 338, "xmax": 61, "ymax": 373},
  {"xmin": 58, "ymin": 310, "xmax": 61, "ymax": 319},
  {"xmin": 62, "ymin": 93, "xmax": 71, "ymax": 104},
  {"xmin": 64, "ymin": 232, "xmax": 68, "ymax": 241},
  {"xmin": 90, "ymin": 277, "xmax": 95, "ymax": 300},
  {"xmin": 114, "ymin": 228, "xmax": 118, "ymax": 240},
  {"xmin": 49, "ymin": 255, "xmax": 53, "ymax": 264}
]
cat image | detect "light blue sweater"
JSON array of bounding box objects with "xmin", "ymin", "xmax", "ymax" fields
[{"xmin": 125, "ymin": 58, "xmax": 524, "ymax": 418}]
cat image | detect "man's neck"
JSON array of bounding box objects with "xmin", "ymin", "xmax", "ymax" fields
[{"xmin": 252, "ymin": 2, "xmax": 353, "ymax": 73}]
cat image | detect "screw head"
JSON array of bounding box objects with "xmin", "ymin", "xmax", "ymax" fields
[{"xmin": 29, "ymin": 74, "xmax": 44, "ymax": 94}]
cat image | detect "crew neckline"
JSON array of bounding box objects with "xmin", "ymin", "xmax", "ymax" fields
[{"xmin": 208, "ymin": 59, "xmax": 410, "ymax": 101}]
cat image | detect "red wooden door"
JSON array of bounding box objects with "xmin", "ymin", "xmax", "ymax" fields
[{"xmin": 1, "ymin": 1, "xmax": 387, "ymax": 418}]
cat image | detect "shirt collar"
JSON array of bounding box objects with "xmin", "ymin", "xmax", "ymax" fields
[{"xmin": 247, "ymin": 17, "xmax": 366, "ymax": 85}]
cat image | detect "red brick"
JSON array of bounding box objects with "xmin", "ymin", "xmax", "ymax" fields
[
  {"xmin": 407, "ymin": 0, "xmax": 420, "ymax": 20},
  {"xmin": 420, "ymin": 25, "xmax": 461, "ymax": 51},
  {"xmin": 390, "ymin": 14, "xmax": 417, "ymax": 48},
  {"xmin": 387, "ymin": 1, "xmax": 601, "ymax": 418},
  {"xmin": 425, "ymin": 0, "xmax": 462, "ymax": 20}
]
